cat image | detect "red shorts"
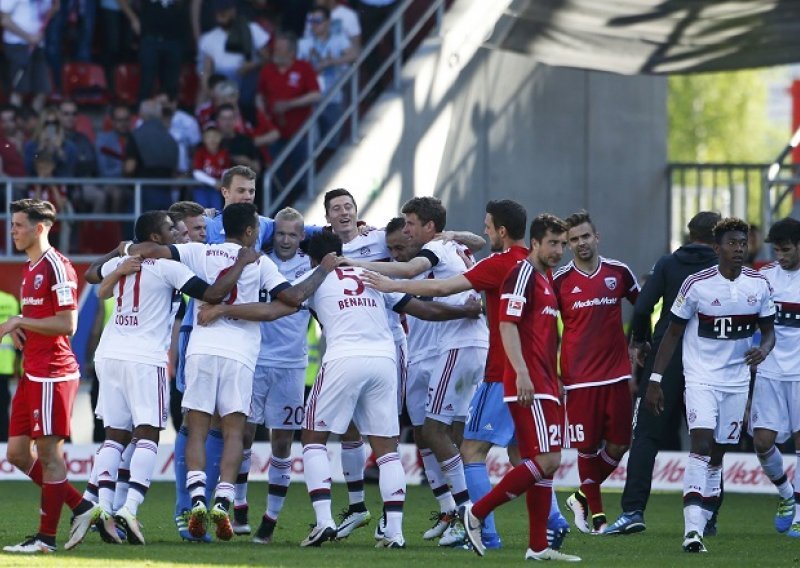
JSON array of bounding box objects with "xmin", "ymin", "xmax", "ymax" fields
[
  {"xmin": 509, "ymin": 398, "xmax": 563, "ymax": 459},
  {"xmin": 564, "ymin": 380, "xmax": 632, "ymax": 450},
  {"xmin": 8, "ymin": 378, "xmax": 79, "ymax": 439}
]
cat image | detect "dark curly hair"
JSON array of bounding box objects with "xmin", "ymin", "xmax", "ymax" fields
[{"xmin": 713, "ymin": 217, "xmax": 749, "ymax": 244}]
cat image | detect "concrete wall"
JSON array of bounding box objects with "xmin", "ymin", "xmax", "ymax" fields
[
  {"xmin": 303, "ymin": 3, "xmax": 667, "ymax": 276},
  {"xmin": 438, "ymin": 50, "xmax": 668, "ymax": 275}
]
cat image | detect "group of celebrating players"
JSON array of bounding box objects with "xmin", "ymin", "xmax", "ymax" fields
[{"xmin": 1, "ymin": 164, "xmax": 799, "ymax": 562}]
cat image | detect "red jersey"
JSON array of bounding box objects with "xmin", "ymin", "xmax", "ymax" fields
[
  {"xmin": 20, "ymin": 248, "xmax": 79, "ymax": 381},
  {"xmin": 193, "ymin": 146, "xmax": 231, "ymax": 180},
  {"xmin": 463, "ymin": 245, "xmax": 528, "ymax": 382},
  {"xmin": 498, "ymin": 259, "xmax": 560, "ymax": 402},
  {"xmin": 552, "ymin": 257, "xmax": 639, "ymax": 389},
  {"xmin": 257, "ymin": 60, "xmax": 320, "ymax": 138}
]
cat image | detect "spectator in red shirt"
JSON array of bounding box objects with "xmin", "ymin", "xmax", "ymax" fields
[
  {"xmin": 199, "ymin": 79, "xmax": 280, "ymax": 162},
  {"xmin": 256, "ymin": 31, "xmax": 320, "ymax": 194},
  {"xmin": 191, "ymin": 121, "xmax": 230, "ymax": 209}
]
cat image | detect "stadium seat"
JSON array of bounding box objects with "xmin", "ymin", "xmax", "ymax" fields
[
  {"xmin": 62, "ymin": 62, "xmax": 111, "ymax": 106},
  {"xmin": 114, "ymin": 63, "xmax": 141, "ymax": 106},
  {"xmin": 178, "ymin": 65, "xmax": 199, "ymax": 109}
]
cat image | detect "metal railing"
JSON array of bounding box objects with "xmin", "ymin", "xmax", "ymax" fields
[
  {"xmin": 1, "ymin": 177, "xmax": 204, "ymax": 259},
  {"xmin": 261, "ymin": 0, "xmax": 447, "ymax": 216},
  {"xmin": 666, "ymin": 163, "xmax": 796, "ymax": 250}
]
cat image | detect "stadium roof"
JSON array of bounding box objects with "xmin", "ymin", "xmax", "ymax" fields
[{"xmin": 485, "ymin": 0, "xmax": 800, "ymax": 74}]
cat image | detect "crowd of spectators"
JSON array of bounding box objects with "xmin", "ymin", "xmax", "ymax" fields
[{"xmin": 0, "ymin": 0, "xmax": 407, "ymax": 250}]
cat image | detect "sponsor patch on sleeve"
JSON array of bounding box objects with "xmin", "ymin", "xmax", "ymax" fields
[
  {"xmin": 506, "ymin": 298, "xmax": 524, "ymax": 317},
  {"xmin": 56, "ymin": 285, "xmax": 73, "ymax": 307}
]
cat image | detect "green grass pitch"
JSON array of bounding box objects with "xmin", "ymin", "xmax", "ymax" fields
[{"xmin": 0, "ymin": 482, "xmax": 797, "ymax": 567}]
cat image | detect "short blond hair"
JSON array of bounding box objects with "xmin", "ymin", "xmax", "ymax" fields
[{"xmin": 275, "ymin": 207, "xmax": 304, "ymax": 224}]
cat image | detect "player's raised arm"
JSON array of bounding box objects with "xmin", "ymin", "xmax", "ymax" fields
[
  {"xmin": 362, "ymin": 270, "xmax": 472, "ymax": 298},
  {"xmin": 398, "ymin": 296, "xmax": 482, "ymax": 321},
  {"xmin": 435, "ymin": 230, "xmax": 487, "ymax": 252},
  {"xmin": 342, "ymin": 255, "xmax": 432, "ymax": 279},
  {"xmin": 97, "ymin": 256, "xmax": 143, "ymax": 299},
  {"xmin": 273, "ymin": 252, "xmax": 337, "ymax": 307},
  {"xmin": 127, "ymin": 240, "xmax": 175, "ymax": 260},
  {"xmin": 85, "ymin": 246, "xmax": 126, "ymax": 284},
  {"xmin": 196, "ymin": 299, "xmax": 300, "ymax": 325}
]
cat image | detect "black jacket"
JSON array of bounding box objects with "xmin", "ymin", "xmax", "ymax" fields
[{"xmin": 631, "ymin": 243, "xmax": 718, "ymax": 343}]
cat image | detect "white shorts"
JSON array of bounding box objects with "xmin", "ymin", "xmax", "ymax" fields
[
  {"xmin": 750, "ymin": 375, "xmax": 800, "ymax": 443},
  {"xmin": 183, "ymin": 354, "xmax": 254, "ymax": 417},
  {"xmin": 304, "ymin": 356, "xmax": 398, "ymax": 437},
  {"xmin": 406, "ymin": 357, "xmax": 436, "ymax": 427},
  {"xmin": 426, "ymin": 347, "xmax": 486, "ymax": 425},
  {"xmin": 395, "ymin": 337, "xmax": 408, "ymax": 416},
  {"xmin": 249, "ymin": 365, "xmax": 305, "ymax": 430},
  {"xmin": 95, "ymin": 359, "xmax": 169, "ymax": 430},
  {"xmin": 684, "ymin": 385, "xmax": 748, "ymax": 445}
]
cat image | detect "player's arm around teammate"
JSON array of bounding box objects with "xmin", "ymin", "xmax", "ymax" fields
[
  {"xmin": 436, "ymin": 230, "xmax": 487, "ymax": 252},
  {"xmin": 123, "ymin": 240, "xmax": 260, "ymax": 303},
  {"xmin": 97, "ymin": 256, "xmax": 143, "ymax": 299},
  {"xmin": 196, "ymin": 252, "xmax": 338, "ymax": 325}
]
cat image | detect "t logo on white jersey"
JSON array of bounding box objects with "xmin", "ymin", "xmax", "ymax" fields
[{"xmin": 714, "ymin": 316, "xmax": 733, "ymax": 339}]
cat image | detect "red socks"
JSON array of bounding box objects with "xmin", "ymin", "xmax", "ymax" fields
[
  {"xmin": 28, "ymin": 459, "xmax": 86, "ymax": 511},
  {"xmin": 39, "ymin": 480, "xmax": 68, "ymax": 538},
  {"xmin": 578, "ymin": 448, "xmax": 620, "ymax": 516},
  {"xmin": 473, "ymin": 459, "xmax": 543, "ymax": 519},
  {"xmin": 526, "ymin": 480, "xmax": 552, "ymax": 552}
]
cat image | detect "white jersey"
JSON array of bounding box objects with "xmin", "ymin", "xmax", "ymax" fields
[
  {"xmin": 257, "ymin": 250, "xmax": 312, "ymax": 368},
  {"xmin": 174, "ymin": 242, "xmax": 290, "ymax": 370},
  {"xmin": 757, "ymin": 261, "xmax": 800, "ymax": 381},
  {"xmin": 418, "ymin": 239, "xmax": 489, "ymax": 351},
  {"xmin": 303, "ymin": 266, "xmax": 409, "ymax": 363},
  {"xmin": 405, "ymin": 269, "xmax": 438, "ymax": 364},
  {"xmin": 342, "ymin": 230, "xmax": 405, "ymax": 342},
  {"xmin": 672, "ymin": 266, "xmax": 775, "ymax": 392},
  {"xmin": 95, "ymin": 257, "xmax": 194, "ymax": 366}
]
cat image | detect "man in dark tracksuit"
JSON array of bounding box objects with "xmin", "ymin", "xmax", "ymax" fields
[{"xmin": 603, "ymin": 211, "xmax": 720, "ymax": 535}]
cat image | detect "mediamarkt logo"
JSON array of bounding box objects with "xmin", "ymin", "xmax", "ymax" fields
[{"xmin": 572, "ymin": 297, "xmax": 618, "ymax": 309}]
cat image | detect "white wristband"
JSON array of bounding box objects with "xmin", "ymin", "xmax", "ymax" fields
[
  {"xmin": 123, "ymin": 241, "xmax": 132, "ymax": 256},
  {"xmin": 649, "ymin": 372, "xmax": 663, "ymax": 383}
]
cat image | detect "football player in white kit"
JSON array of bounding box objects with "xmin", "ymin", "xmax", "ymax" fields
[
  {"xmin": 345, "ymin": 197, "xmax": 489, "ymax": 543},
  {"xmin": 232, "ymin": 207, "xmax": 314, "ymax": 544},
  {"xmin": 752, "ymin": 217, "xmax": 800, "ymax": 537},
  {"xmin": 196, "ymin": 231, "xmax": 483, "ymax": 548},
  {"xmin": 645, "ymin": 218, "xmax": 775, "ymax": 553},
  {"xmin": 90, "ymin": 210, "xmax": 255, "ymax": 544},
  {"xmin": 323, "ymin": 188, "xmax": 486, "ymax": 539},
  {"xmin": 126, "ymin": 203, "xmax": 336, "ymax": 542}
]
